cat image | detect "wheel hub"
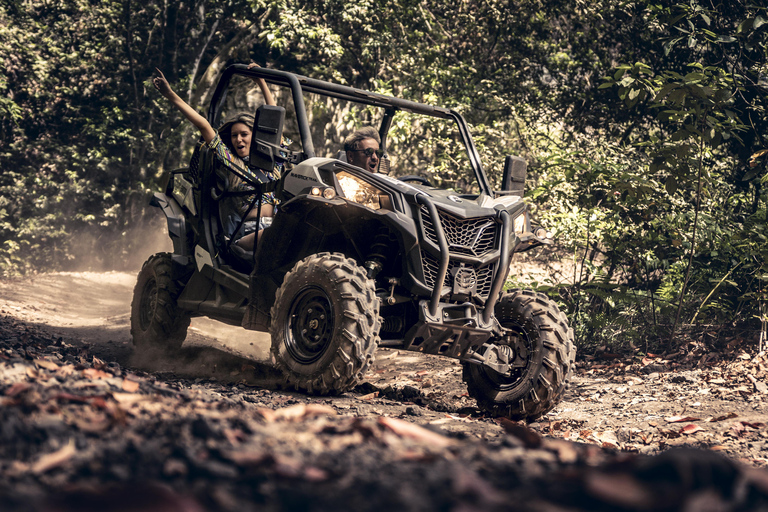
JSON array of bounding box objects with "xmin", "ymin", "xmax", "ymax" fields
[{"xmin": 285, "ymin": 286, "xmax": 334, "ymax": 364}]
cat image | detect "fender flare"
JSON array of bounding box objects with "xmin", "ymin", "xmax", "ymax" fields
[{"xmin": 150, "ymin": 192, "xmax": 192, "ymax": 262}]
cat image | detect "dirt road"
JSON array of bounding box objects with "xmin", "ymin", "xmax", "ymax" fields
[{"xmin": 2, "ymin": 270, "xmax": 768, "ymax": 510}]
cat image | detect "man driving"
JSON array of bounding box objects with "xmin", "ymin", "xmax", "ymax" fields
[{"xmin": 343, "ymin": 126, "xmax": 383, "ymax": 173}]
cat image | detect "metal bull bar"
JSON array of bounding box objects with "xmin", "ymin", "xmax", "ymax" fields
[{"xmin": 404, "ymin": 195, "xmax": 511, "ymax": 359}]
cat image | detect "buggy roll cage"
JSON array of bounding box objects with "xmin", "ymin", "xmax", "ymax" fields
[{"xmin": 207, "ymin": 64, "xmax": 495, "ymax": 197}]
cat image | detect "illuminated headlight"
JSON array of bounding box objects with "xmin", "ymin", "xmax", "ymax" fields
[
  {"xmin": 513, "ymin": 213, "xmax": 527, "ymax": 235},
  {"xmin": 310, "ymin": 186, "xmax": 337, "ymax": 199},
  {"xmin": 337, "ymin": 171, "xmax": 389, "ymax": 210}
]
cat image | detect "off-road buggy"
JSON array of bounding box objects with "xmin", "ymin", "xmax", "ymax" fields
[{"xmin": 132, "ymin": 64, "xmax": 575, "ymax": 421}]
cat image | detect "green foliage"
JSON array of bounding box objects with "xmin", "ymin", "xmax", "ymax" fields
[{"xmin": 2, "ymin": 0, "xmax": 768, "ymax": 355}]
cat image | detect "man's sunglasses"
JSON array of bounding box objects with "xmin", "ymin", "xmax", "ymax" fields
[{"xmin": 349, "ymin": 148, "xmax": 384, "ymax": 158}]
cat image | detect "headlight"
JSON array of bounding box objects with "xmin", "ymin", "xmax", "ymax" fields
[
  {"xmin": 513, "ymin": 212, "xmax": 528, "ymax": 235},
  {"xmin": 337, "ymin": 171, "xmax": 389, "ymax": 210}
]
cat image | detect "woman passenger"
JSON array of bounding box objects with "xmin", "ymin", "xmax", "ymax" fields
[{"xmin": 152, "ymin": 66, "xmax": 279, "ymax": 251}]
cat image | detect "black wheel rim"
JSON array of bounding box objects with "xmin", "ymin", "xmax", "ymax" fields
[
  {"xmin": 285, "ymin": 286, "xmax": 335, "ymax": 364},
  {"xmin": 139, "ymin": 277, "xmax": 158, "ymax": 331},
  {"xmin": 480, "ymin": 321, "xmax": 533, "ymax": 389}
]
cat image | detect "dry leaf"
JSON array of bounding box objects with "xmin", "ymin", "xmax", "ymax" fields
[
  {"xmin": 710, "ymin": 412, "xmax": 738, "ymax": 422},
  {"xmin": 5, "ymin": 382, "xmax": 31, "ymax": 397},
  {"xmin": 680, "ymin": 424, "xmax": 704, "ymax": 435},
  {"xmin": 594, "ymin": 430, "xmax": 620, "ymax": 448},
  {"xmin": 496, "ymin": 418, "xmax": 542, "ymax": 447},
  {"xmin": 82, "ymin": 368, "xmax": 111, "ymax": 380},
  {"xmin": 666, "ymin": 415, "xmax": 702, "ymax": 423},
  {"xmin": 34, "ymin": 359, "xmax": 60, "ymax": 371},
  {"xmin": 359, "ymin": 392, "xmax": 379, "ymax": 400},
  {"xmin": 264, "ymin": 403, "xmax": 337, "ymax": 422},
  {"xmin": 544, "ymin": 438, "xmax": 579, "ymax": 464},
  {"xmin": 747, "ymin": 374, "xmax": 768, "ymax": 394},
  {"xmin": 379, "ymin": 416, "xmax": 453, "ymax": 448},
  {"xmin": 31, "ymin": 439, "xmax": 76, "ymax": 474},
  {"xmin": 585, "ymin": 471, "xmax": 654, "ymax": 508},
  {"xmin": 121, "ymin": 379, "xmax": 140, "ymax": 393}
]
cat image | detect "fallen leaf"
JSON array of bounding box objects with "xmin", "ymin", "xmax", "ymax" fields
[
  {"xmin": 379, "ymin": 416, "xmax": 453, "ymax": 448},
  {"xmin": 264, "ymin": 404, "xmax": 337, "ymax": 422},
  {"xmin": 594, "ymin": 430, "xmax": 620, "ymax": 448},
  {"xmin": 34, "ymin": 359, "xmax": 60, "ymax": 371},
  {"xmin": 31, "ymin": 439, "xmax": 76, "ymax": 474},
  {"xmin": 680, "ymin": 424, "xmax": 704, "ymax": 435},
  {"xmin": 747, "ymin": 374, "xmax": 768, "ymax": 394},
  {"xmin": 221, "ymin": 449, "xmax": 271, "ymax": 466},
  {"xmin": 584, "ymin": 471, "xmax": 654, "ymax": 508},
  {"xmin": 82, "ymin": 368, "xmax": 111, "ymax": 380},
  {"xmin": 359, "ymin": 392, "xmax": 379, "ymax": 400},
  {"xmin": 710, "ymin": 412, "xmax": 738, "ymax": 422},
  {"xmin": 666, "ymin": 415, "xmax": 702, "ymax": 423},
  {"xmin": 5, "ymin": 382, "xmax": 31, "ymax": 397},
  {"xmin": 543, "ymin": 438, "xmax": 579, "ymax": 464},
  {"xmin": 121, "ymin": 379, "xmax": 140, "ymax": 393}
]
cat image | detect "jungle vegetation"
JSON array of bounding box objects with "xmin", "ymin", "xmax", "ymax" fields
[{"xmin": 1, "ymin": 0, "xmax": 766, "ymax": 352}]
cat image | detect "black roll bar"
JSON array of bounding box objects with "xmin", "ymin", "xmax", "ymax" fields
[{"xmin": 207, "ymin": 65, "xmax": 493, "ymax": 197}]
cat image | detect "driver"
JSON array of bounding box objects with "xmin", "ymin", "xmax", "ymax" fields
[{"xmin": 344, "ymin": 127, "xmax": 384, "ymax": 173}]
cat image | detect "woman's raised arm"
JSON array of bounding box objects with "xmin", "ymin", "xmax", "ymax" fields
[{"xmin": 153, "ymin": 68, "xmax": 216, "ymax": 143}]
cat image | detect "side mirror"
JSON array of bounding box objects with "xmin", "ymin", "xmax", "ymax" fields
[
  {"xmin": 499, "ymin": 155, "xmax": 527, "ymax": 197},
  {"xmin": 249, "ymin": 104, "xmax": 285, "ymax": 172}
]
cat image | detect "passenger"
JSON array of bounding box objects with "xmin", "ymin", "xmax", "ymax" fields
[
  {"xmin": 344, "ymin": 126, "xmax": 384, "ymax": 173},
  {"xmin": 152, "ymin": 67, "xmax": 279, "ymax": 251}
]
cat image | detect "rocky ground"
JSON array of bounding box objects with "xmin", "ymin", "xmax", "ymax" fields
[{"xmin": 2, "ymin": 271, "xmax": 768, "ymax": 511}]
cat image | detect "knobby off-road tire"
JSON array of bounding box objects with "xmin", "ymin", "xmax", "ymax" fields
[
  {"xmin": 463, "ymin": 289, "xmax": 574, "ymax": 422},
  {"xmin": 130, "ymin": 253, "xmax": 191, "ymax": 352},
  {"xmin": 270, "ymin": 252, "xmax": 381, "ymax": 395}
]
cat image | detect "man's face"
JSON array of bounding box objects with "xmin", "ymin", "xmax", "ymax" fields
[{"xmin": 346, "ymin": 138, "xmax": 380, "ymax": 173}]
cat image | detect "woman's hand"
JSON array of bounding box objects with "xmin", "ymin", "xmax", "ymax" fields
[
  {"xmin": 152, "ymin": 68, "xmax": 174, "ymax": 99},
  {"xmin": 247, "ymin": 62, "xmax": 276, "ymax": 106}
]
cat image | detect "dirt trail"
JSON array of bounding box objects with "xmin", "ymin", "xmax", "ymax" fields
[
  {"xmin": 2, "ymin": 270, "xmax": 767, "ymax": 461},
  {"xmin": 2, "ymin": 270, "xmax": 768, "ymax": 510}
]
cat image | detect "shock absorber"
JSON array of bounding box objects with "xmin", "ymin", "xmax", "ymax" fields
[{"xmin": 364, "ymin": 228, "xmax": 391, "ymax": 279}]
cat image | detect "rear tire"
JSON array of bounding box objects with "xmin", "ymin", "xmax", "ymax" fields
[
  {"xmin": 130, "ymin": 253, "xmax": 190, "ymax": 352},
  {"xmin": 463, "ymin": 289, "xmax": 574, "ymax": 421},
  {"xmin": 270, "ymin": 252, "xmax": 380, "ymax": 395}
]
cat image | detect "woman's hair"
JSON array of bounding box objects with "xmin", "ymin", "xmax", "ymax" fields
[
  {"xmin": 218, "ymin": 112, "xmax": 255, "ymax": 152},
  {"xmin": 343, "ymin": 126, "xmax": 381, "ymax": 151}
]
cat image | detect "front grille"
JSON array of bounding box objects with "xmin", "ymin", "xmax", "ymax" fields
[
  {"xmin": 418, "ymin": 206, "xmax": 501, "ymax": 302},
  {"xmin": 420, "ymin": 250, "xmax": 495, "ymax": 301},
  {"xmin": 420, "ymin": 206, "xmax": 497, "ymax": 257}
]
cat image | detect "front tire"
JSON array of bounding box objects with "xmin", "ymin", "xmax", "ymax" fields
[
  {"xmin": 270, "ymin": 252, "xmax": 380, "ymax": 395},
  {"xmin": 130, "ymin": 253, "xmax": 191, "ymax": 352},
  {"xmin": 463, "ymin": 289, "xmax": 574, "ymax": 421}
]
